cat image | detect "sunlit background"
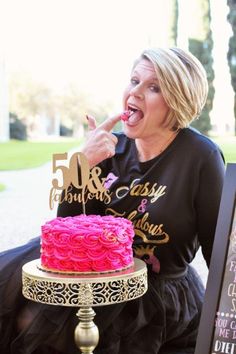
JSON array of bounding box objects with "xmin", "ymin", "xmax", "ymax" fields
[{"xmin": 0, "ymin": 0, "xmax": 235, "ymax": 140}]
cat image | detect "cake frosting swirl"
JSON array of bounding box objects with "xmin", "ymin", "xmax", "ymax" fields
[{"xmin": 40, "ymin": 215, "xmax": 135, "ymax": 273}]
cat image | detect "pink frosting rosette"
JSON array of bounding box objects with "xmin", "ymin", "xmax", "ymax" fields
[
  {"xmin": 40, "ymin": 244, "xmax": 54, "ymax": 257},
  {"xmin": 91, "ymin": 259, "xmax": 113, "ymax": 272},
  {"xmin": 98, "ymin": 232, "xmax": 118, "ymax": 248},
  {"xmin": 65, "ymin": 234, "xmax": 84, "ymax": 248},
  {"xmin": 80, "ymin": 232, "xmax": 101, "ymax": 249},
  {"xmin": 87, "ymin": 248, "xmax": 108, "ymax": 261},
  {"xmin": 69, "ymin": 249, "xmax": 90, "ymax": 262}
]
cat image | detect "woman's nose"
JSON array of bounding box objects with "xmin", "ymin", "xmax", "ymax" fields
[{"xmin": 129, "ymin": 84, "xmax": 144, "ymax": 99}]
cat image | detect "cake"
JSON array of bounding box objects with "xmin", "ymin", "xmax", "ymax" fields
[{"xmin": 40, "ymin": 214, "xmax": 135, "ymax": 274}]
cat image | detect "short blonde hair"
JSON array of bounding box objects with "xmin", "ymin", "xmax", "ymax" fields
[{"xmin": 136, "ymin": 47, "xmax": 208, "ymax": 129}]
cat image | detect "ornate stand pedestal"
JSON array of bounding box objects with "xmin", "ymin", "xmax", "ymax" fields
[{"xmin": 22, "ymin": 259, "xmax": 147, "ymax": 354}]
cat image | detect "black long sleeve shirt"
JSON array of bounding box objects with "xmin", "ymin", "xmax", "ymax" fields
[{"xmin": 57, "ymin": 128, "xmax": 225, "ymax": 275}]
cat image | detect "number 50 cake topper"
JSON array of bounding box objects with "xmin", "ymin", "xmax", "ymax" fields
[{"xmin": 49, "ymin": 152, "xmax": 111, "ymax": 212}]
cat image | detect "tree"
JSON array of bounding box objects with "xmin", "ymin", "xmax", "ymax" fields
[
  {"xmin": 168, "ymin": 0, "xmax": 179, "ymax": 45},
  {"xmin": 10, "ymin": 73, "xmax": 49, "ymax": 118},
  {"xmin": 188, "ymin": 0, "xmax": 214, "ymax": 135},
  {"xmin": 9, "ymin": 71, "xmax": 115, "ymax": 138},
  {"xmin": 9, "ymin": 72, "xmax": 55, "ymax": 123},
  {"xmin": 58, "ymin": 83, "xmax": 114, "ymax": 137},
  {"xmin": 9, "ymin": 112, "xmax": 27, "ymax": 140},
  {"xmin": 227, "ymin": 0, "xmax": 236, "ymax": 134},
  {"xmin": 56, "ymin": 83, "xmax": 88, "ymax": 137}
]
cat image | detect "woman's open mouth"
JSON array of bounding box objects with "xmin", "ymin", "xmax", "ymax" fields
[{"xmin": 125, "ymin": 105, "xmax": 144, "ymax": 125}]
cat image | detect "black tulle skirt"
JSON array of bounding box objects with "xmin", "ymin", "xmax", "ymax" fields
[{"xmin": 0, "ymin": 237, "xmax": 205, "ymax": 354}]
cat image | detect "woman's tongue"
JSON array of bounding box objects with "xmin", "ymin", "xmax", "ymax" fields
[{"xmin": 128, "ymin": 110, "xmax": 143, "ymax": 124}]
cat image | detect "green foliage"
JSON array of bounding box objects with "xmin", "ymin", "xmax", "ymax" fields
[
  {"xmin": 9, "ymin": 72, "xmax": 54, "ymax": 119},
  {"xmin": 9, "ymin": 113, "xmax": 27, "ymax": 140},
  {"xmin": 228, "ymin": 36, "xmax": 236, "ymax": 92},
  {"xmin": 191, "ymin": 108, "xmax": 211, "ymax": 136},
  {"xmin": 189, "ymin": 37, "xmax": 214, "ymax": 135},
  {"xmin": 227, "ymin": 0, "xmax": 236, "ymax": 92},
  {"xmin": 188, "ymin": 0, "xmax": 214, "ymax": 135},
  {"xmin": 9, "ymin": 73, "xmax": 115, "ymax": 137},
  {"xmin": 168, "ymin": 0, "xmax": 179, "ymax": 45},
  {"xmin": 60, "ymin": 124, "xmax": 73, "ymax": 137},
  {"xmin": 227, "ymin": 0, "xmax": 236, "ymax": 133},
  {"xmin": 0, "ymin": 183, "xmax": 6, "ymax": 192}
]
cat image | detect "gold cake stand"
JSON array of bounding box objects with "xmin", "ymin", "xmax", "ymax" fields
[{"xmin": 22, "ymin": 258, "xmax": 148, "ymax": 354}]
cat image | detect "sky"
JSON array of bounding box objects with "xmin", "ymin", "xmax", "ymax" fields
[
  {"xmin": 0, "ymin": 0, "xmax": 173, "ymax": 106},
  {"xmin": 0, "ymin": 0, "xmax": 235, "ymax": 131}
]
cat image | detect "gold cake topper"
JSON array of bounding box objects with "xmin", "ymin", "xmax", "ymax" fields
[{"xmin": 49, "ymin": 152, "xmax": 111, "ymax": 212}]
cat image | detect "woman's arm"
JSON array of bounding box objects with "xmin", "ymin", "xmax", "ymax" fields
[{"xmin": 196, "ymin": 149, "xmax": 225, "ymax": 267}]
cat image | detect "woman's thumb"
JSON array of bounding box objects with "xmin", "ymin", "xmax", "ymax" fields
[{"xmin": 86, "ymin": 115, "xmax": 97, "ymax": 130}]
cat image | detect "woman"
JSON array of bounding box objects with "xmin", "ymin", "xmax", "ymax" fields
[{"xmin": 0, "ymin": 47, "xmax": 225, "ymax": 354}]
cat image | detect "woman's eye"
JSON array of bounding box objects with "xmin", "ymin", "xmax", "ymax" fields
[
  {"xmin": 131, "ymin": 78, "xmax": 139, "ymax": 86},
  {"xmin": 150, "ymin": 85, "xmax": 160, "ymax": 93}
]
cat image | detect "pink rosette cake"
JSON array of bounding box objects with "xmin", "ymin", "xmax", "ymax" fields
[{"xmin": 40, "ymin": 215, "xmax": 135, "ymax": 274}]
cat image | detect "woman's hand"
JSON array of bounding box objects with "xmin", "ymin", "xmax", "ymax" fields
[{"xmin": 81, "ymin": 113, "xmax": 121, "ymax": 168}]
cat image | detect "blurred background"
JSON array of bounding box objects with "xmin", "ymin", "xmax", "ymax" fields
[
  {"xmin": 1, "ymin": 0, "xmax": 236, "ymax": 141},
  {"xmin": 0, "ymin": 0, "xmax": 235, "ymax": 283}
]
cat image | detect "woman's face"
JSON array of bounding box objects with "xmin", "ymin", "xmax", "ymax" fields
[{"xmin": 122, "ymin": 58, "xmax": 170, "ymax": 139}]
